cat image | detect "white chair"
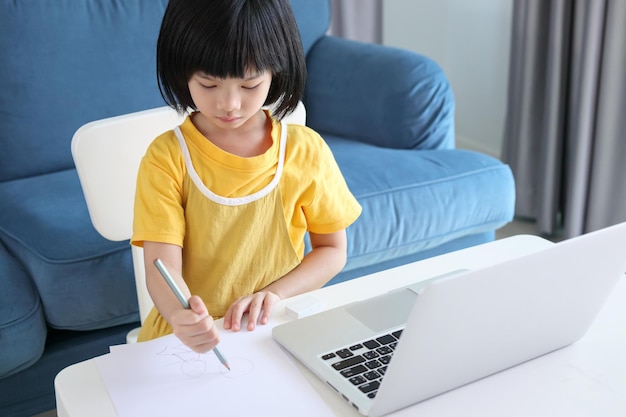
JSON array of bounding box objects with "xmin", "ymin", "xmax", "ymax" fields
[{"xmin": 72, "ymin": 103, "xmax": 306, "ymax": 342}]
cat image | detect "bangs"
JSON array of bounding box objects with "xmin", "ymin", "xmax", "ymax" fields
[{"xmin": 190, "ymin": 4, "xmax": 285, "ymax": 78}]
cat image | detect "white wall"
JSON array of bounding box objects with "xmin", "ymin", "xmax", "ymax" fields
[{"xmin": 383, "ymin": 0, "xmax": 513, "ymax": 158}]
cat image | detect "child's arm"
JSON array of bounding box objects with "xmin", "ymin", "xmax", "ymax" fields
[
  {"xmin": 143, "ymin": 241, "xmax": 221, "ymax": 353},
  {"xmin": 223, "ymin": 229, "xmax": 348, "ymax": 331}
]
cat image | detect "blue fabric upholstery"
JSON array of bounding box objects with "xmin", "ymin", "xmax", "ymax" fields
[
  {"xmin": 0, "ymin": 0, "xmax": 168, "ymax": 181},
  {"xmin": 289, "ymin": 0, "xmax": 330, "ymax": 55},
  {"xmin": 0, "ymin": 322, "xmax": 138, "ymax": 417},
  {"xmin": 0, "ymin": 0, "xmax": 514, "ymax": 415},
  {"xmin": 306, "ymin": 36, "xmax": 455, "ymax": 150},
  {"xmin": 0, "ymin": 170, "xmax": 137, "ymax": 330},
  {"xmin": 329, "ymin": 141, "xmax": 514, "ymax": 279},
  {"xmin": 0, "ymin": 241, "xmax": 46, "ymax": 378}
]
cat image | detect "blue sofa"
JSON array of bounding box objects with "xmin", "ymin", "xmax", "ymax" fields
[{"xmin": 0, "ymin": 1, "xmax": 514, "ymax": 415}]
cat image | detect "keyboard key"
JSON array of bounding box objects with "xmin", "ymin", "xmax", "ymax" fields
[
  {"xmin": 367, "ymin": 391, "xmax": 377, "ymax": 399},
  {"xmin": 392, "ymin": 330, "xmax": 403, "ymax": 339},
  {"xmin": 332, "ymin": 355, "xmax": 365, "ymax": 370},
  {"xmin": 363, "ymin": 351, "xmax": 379, "ymax": 360},
  {"xmin": 365, "ymin": 359, "xmax": 382, "ymax": 369},
  {"xmin": 363, "ymin": 370, "xmax": 381, "ymax": 380},
  {"xmin": 376, "ymin": 334, "xmax": 396, "ymax": 345},
  {"xmin": 376, "ymin": 346, "xmax": 393, "ymax": 355},
  {"xmin": 363, "ymin": 339, "xmax": 380, "ymax": 349},
  {"xmin": 358, "ymin": 381, "xmax": 380, "ymax": 394},
  {"xmin": 349, "ymin": 375, "xmax": 367, "ymax": 386},
  {"xmin": 379, "ymin": 366, "xmax": 388, "ymax": 375},
  {"xmin": 321, "ymin": 353, "xmax": 336, "ymax": 360},
  {"xmin": 340, "ymin": 364, "xmax": 367, "ymax": 378},
  {"xmin": 379, "ymin": 355, "xmax": 391, "ymax": 365},
  {"xmin": 349, "ymin": 343, "xmax": 363, "ymax": 351},
  {"xmin": 336, "ymin": 348, "xmax": 353, "ymax": 358}
]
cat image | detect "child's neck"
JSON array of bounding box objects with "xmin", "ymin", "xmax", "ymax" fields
[{"xmin": 193, "ymin": 110, "xmax": 272, "ymax": 158}]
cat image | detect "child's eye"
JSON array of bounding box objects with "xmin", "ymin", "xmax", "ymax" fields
[
  {"xmin": 242, "ymin": 83, "xmax": 261, "ymax": 90},
  {"xmin": 200, "ymin": 84, "xmax": 216, "ymax": 89}
]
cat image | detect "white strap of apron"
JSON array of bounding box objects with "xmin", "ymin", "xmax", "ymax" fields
[{"xmin": 174, "ymin": 122, "xmax": 288, "ymax": 206}]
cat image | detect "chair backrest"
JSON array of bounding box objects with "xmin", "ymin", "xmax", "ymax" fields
[
  {"xmin": 72, "ymin": 104, "xmax": 306, "ymax": 323},
  {"xmin": 72, "ymin": 107, "xmax": 185, "ymax": 242}
]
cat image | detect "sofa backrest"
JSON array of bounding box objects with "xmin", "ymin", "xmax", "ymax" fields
[
  {"xmin": 0, "ymin": 0, "xmax": 330, "ymax": 183},
  {"xmin": 290, "ymin": 0, "xmax": 331, "ymax": 56}
]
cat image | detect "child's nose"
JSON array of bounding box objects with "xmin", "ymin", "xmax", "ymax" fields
[{"xmin": 219, "ymin": 91, "xmax": 241, "ymax": 112}]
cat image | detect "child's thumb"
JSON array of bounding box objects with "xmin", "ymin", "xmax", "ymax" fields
[{"xmin": 188, "ymin": 295, "xmax": 208, "ymax": 317}]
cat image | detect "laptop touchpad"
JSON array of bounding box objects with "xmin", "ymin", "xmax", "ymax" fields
[{"xmin": 345, "ymin": 289, "xmax": 417, "ymax": 332}]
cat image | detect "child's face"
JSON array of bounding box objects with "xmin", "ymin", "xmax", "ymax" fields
[{"xmin": 188, "ymin": 70, "xmax": 272, "ymax": 130}]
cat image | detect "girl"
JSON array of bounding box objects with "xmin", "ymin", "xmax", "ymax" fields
[{"xmin": 131, "ymin": 0, "xmax": 362, "ymax": 353}]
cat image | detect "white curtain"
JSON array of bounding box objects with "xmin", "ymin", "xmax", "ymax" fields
[{"xmin": 329, "ymin": 0, "xmax": 382, "ymax": 44}]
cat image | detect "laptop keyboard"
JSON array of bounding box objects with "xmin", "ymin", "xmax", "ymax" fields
[{"xmin": 320, "ymin": 329, "xmax": 403, "ymax": 399}]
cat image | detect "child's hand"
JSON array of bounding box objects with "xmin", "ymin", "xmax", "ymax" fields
[
  {"xmin": 170, "ymin": 295, "xmax": 220, "ymax": 353},
  {"xmin": 223, "ymin": 291, "xmax": 281, "ymax": 332}
]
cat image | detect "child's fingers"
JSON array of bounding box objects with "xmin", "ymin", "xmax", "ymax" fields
[
  {"xmin": 248, "ymin": 292, "xmax": 280, "ymax": 329},
  {"xmin": 171, "ymin": 301, "xmax": 220, "ymax": 353},
  {"xmin": 224, "ymin": 297, "xmax": 247, "ymax": 332},
  {"xmin": 261, "ymin": 292, "xmax": 281, "ymax": 324},
  {"xmin": 260, "ymin": 294, "xmax": 279, "ymax": 325},
  {"xmin": 223, "ymin": 303, "xmax": 238, "ymax": 330},
  {"xmin": 246, "ymin": 294, "xmax": 265, "ymax": 331},
  {"xmin": 223, "ymin": 292, "xmax": 280, "ymax": 332},
  {"xmin": 179, "ymin": 322, "xmax": 220, "ymax": 353},
  {"xmin": 188, "ymin": 295, "xmax": 209, "ymax": 318}
]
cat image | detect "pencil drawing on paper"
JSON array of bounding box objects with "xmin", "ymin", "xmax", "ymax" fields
[
  {"xmin": 157, "ymin": 343, "xmax": 254, "ymax": 378},
  {"xmin": 157, "ymin": 344, "xmax": 208, "ymax": 377}
]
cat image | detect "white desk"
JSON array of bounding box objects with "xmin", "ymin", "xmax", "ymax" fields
[{"xmin": 55, "ymin": 235, "xmax": 626, "ymax": 416}]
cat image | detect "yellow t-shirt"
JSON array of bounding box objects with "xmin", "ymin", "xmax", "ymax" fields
[{"xmin": 132, "ymin": 112, "xmax": 361, "ymax": 302}]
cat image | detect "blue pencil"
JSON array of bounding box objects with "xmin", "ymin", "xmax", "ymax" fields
[{"xmin": 153, "ymin": 258, "xmax": 231, "ymax": 371}]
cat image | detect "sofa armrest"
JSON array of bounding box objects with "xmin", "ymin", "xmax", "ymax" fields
[{"xmin": 304, "ymin": 36, "xmax": 455, "ymax": 150}]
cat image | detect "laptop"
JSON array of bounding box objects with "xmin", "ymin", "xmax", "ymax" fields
[{"xmin": 272, "ymin": 222, "xmax": 626, "ymax": 416}]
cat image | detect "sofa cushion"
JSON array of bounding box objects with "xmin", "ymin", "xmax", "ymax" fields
[
  {"xmin": 0, "ymin": 0, "xmax": 168, "ymax": 182},
  {"xmin": 0, "ymin": 170, "xmax": 138, "ymax": 330},
  {"xmin": 0, "ymin": 241, "xmax": 46, "ymax": 378},
  {"xmin": 305, "ymin": 36, "xmax": 455, "ymax": 151},
  {"xmin": 325, "ymin": 135, "xmax": 515, "ymax": 272}
]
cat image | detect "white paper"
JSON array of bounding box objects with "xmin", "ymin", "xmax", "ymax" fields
[{"xmin": 96, "ymin": 324, "xmax": 334, "ymax": 416}]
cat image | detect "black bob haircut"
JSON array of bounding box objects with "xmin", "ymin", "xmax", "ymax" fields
[{"xmin": 157, "ymin": 0, "xmax": 306, "ymax": 120}]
